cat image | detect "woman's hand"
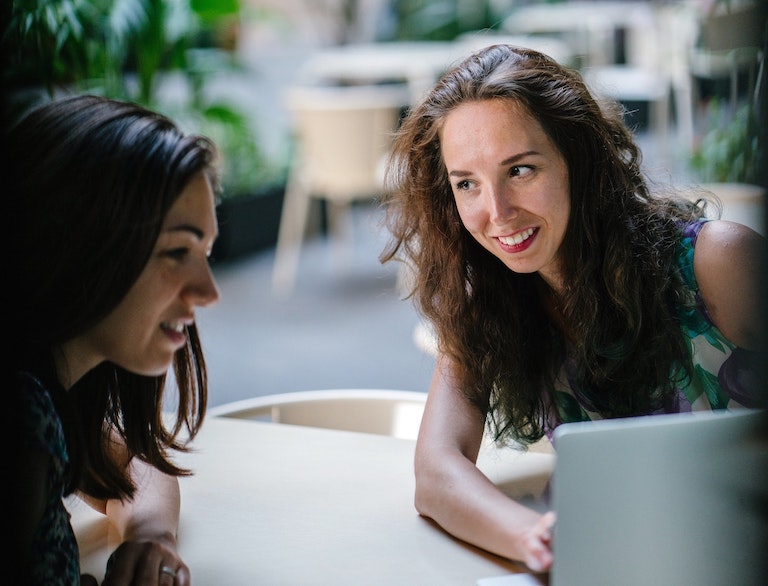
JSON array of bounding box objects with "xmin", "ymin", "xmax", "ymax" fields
[
  {"xmin": 102, "ymin": 538, "xmax": 190, "ymax": 586},
  {"xmin": 520, "ymin": 511, "xmax": 556, "ymax": 573},
  {"xmin": 81, "ymin": 443, "xmax": 190, "ymax": 585}
]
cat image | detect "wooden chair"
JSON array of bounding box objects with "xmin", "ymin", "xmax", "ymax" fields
[{"xmin": 271, "ymin": 83, "xmax": 408, "ymax": 297}]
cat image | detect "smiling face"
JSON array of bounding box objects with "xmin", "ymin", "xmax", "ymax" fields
[
  {"xmin": 58, "ymin": 171, "xmax": 220, "ymax": 387},
  {"xmin": 440, "ymin": 98, "xmax": 571, "ymax": 291}
]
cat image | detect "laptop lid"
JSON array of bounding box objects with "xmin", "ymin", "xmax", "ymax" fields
[{"xmin": 550, "ymin": 408, "xmax": 768, "ymax": 586}]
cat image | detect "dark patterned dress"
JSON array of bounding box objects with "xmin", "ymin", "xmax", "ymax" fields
[
  {"xmin": 19, "ymin": 370, "xmax": 80, "ymax": 585},
  {"xmin": 548, "ymin": 219, "xmax": 761, "ymax": 431}
]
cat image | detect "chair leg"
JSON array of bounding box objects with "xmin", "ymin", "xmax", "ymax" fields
[
  {"xmin": 673, "ymin": 75, "xmax": 695, "ymax": 152},
  {"xmin": 326, "ymin": 200, "xmax": 354, "ymax": 271},
  {"xmin": 648, "ymin": 88, "xmax": 671, "ymax": 162},
  {"xmin": 272, "ymin": 172, "xmax": 311, "ymax": 298}
]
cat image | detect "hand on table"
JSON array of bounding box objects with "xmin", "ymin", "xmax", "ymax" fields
[
  {"xmin": 521, "ymin": 511, "xmax": 556, "ymax": 573},
  {"xmin": 101, "ymin": 539, "xmax": 190, "ymax": 586}
]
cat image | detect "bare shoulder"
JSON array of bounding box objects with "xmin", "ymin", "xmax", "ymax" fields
[
  {"xmin": 693, "ymin": 220, "xmax": 766, "ymax": 349},
  {"xmin": 697, "ymin": 218, "xmax": 764, "ymax": 247},
  {"xmin": 695, "ymin": 220, "xmax": 766, "ymax": 277}
]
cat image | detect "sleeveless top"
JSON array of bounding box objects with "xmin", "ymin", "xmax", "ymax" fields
[
  {"xmin": 547, "ymin": 219, "xmax": 760, "ymax": 433},
  {"xmin": 19, "ymin": 370, "xmax": 80, "ymax": 585}
]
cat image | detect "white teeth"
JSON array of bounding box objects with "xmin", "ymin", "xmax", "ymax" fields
[
  {"xmin": 164, "ymin": 321, "xmax": 185, "ymax": 333},
  {"xmin": 498, "ymin": 228, "xmax": 535, "ymax": 246}
]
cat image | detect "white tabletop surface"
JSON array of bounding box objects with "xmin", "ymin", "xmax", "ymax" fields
[
  {"xmin": 504, "ymin": 1, "xmax": 654, "ymax": 33},
  {"xmin": 294, "ymin": 41, "xmax": 468, "ymax": 104},
  {"xmin": 295, "ymin": 38, "xmax": 574, "ymax": 104},
  {"xmin": 295, "ymin": 41, "xmax": 465, "ymax": 82},
  {"xmin": 69, "ymin": 417, "xmax": 554, "ymax": 585},
  {"xmin": 503, "ymin": 1, "xmax": 656, "ymax": 67}
]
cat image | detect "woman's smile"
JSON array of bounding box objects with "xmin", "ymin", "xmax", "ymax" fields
[{"xmin": 496, "ymin": 227, "xmax": 538, "ymax": 251}]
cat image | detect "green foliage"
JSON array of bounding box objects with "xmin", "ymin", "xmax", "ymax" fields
[
  {"xmin": 388, "ymin": 0, "xmax": 499, "ymax": 41},
  {"xmin": 166, "ymin": 99, "xmax": 287, "ymax": 198},
  {"xmin": 3, "ymin": 0, "xmax": 144, "ymax": 94},
  {"xmin": 190, "ymin": 0, "xmax": 239, "ymax": 25},
  {"xmin": 690, "ymin": 98, "xmax": 760, "ymax": 184},
  {"xmin": 3, "ymin": 0, "xmax": 202, "ymax": 101},
  {"xmin": 4, "ymin": 0, "xmax": 281, "ymax": 197}
]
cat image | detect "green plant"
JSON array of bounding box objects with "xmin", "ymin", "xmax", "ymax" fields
[
  {"xmin": 690, "ymin": 98, "xmax": 760, "ymax": 183},
  {"xmin": 688, "ymin": 0, "xmax": 765, "ymax": 185},
  {"xmin": 4, "ymin": 0, "xmax": 190, "ymax": 102},
  {"xmin": 165, "ymin": 95, "xmax": 286, "ymax": 197},
  {"xmin": 3, "ymin": 0, "xmax": 285, "ymax": 197},
  {"xmin": 388, "ymin": 0, "xmax": 499, "ymax": 41}
]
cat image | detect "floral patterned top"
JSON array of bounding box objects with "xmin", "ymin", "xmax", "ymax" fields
[
  {"xmin": 19, "ymin": 370, "xmax": 80, "ymax": 585},
  {"xmin": 548, "ymin": 219, "xmax": 760, "ymax": 432}
]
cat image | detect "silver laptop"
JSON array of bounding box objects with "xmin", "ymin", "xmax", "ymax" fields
[{"xmin": 479, "ymin": 408, "xmax": 768, "ymax": 586}]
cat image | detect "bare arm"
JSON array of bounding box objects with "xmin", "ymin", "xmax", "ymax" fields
[
  {"xmin": 414, "ymin": 355, "xmax": 555, "ymax": 572},
  {"xmin": 79, "ymin": 446, "xmax": 190, "ymax": 585},
  {"xmin": 694, "ymin": 220, "xmax": 767, "ymax": 351}
]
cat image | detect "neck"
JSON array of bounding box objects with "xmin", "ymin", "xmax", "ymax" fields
[{"xmin": 53, "ymin": 338, "xmax": 100, "ymax": 390}]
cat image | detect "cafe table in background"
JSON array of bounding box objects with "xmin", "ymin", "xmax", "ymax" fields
[
  {"xmin": 294, "ymin": 37, "xmax": 574, "ymax": 105},
  {"xmin": 69, "ymin": 416, "xmax": 554, "ymax": 585}
]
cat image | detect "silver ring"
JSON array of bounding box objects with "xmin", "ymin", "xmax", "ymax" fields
[{"xmin": 160, "ymin": 565, "xmax": 177, "ymax": 580}]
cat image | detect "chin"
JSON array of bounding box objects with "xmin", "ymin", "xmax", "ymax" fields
[{"xmin": 129, "ymin": 359, "xmax": 174, "ymax": 378}]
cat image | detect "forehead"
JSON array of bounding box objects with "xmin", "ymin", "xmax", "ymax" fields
[
  {"xmin": 161, "ymin": 172, "xmax": 216, "ymax": 232},
  {"xmin": 442, "ymin": 99, "xmax": 543, "ymax": 139},
  {"xmin": 439, "ymin": 99, "xmax": 551, "ymax": 159}
]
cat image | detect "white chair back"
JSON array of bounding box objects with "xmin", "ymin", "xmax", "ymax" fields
[
  {"xmin": 285, "ymin": 84, "xmax": 406, "ymax": 200},
  {"xmin": 272, "ymin": 83, "xmax": 408, "ymax": 297},
  {"xmin": 207, "ymin": 388, "xmax": 428, "ymax": 440}
]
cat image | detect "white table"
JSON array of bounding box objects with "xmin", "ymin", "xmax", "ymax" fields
[
  {"xmin": 294, "ymin": 41, "xmax": 467, "ymax": 104},
  {"xmin": 503, "ymin": 1, "xmax": 656, "ymax": 67},
  {"xmin": 69, "ymin": 417, "xmax": 554, "ymax": 585},
  {"xmin": 296, "ymin": 38, "xmax": 574, "ymax": 104}
]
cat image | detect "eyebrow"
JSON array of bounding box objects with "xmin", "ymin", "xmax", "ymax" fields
[
  {"xmin": 448, "ymin": 150, "xmax": 540, "ymax": 178},
  {"xmin": 166, "ymin": 224, "xmax": 205, "ymax": 240}
]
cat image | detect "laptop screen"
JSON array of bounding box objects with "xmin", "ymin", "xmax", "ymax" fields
[{"xmin": 550, "ymin": 409, "xmax": 768, "ymax": 586}]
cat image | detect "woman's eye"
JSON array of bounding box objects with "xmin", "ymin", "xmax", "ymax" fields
[
  {"xmin": 455, "ymin": 179, "xmax": 471, "ymax": 191},
  {"xmin": 510, "ymin": 165, "xmax": 534, "ymax": 178},
  {"xmin": 165, "ymin": 247, "xmax": 190, "ymax": 261}
]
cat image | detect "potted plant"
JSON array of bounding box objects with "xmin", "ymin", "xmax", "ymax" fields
[
  {"xmin": 690, "ymin": 97, "xmax": 759, "ymax": 184},
  {"xmin": 688, "ymin": 0, "xmax": 766, "ymax": 199},
  {"xmin": 200, "ymin": 104, "xmax": 288, "ymax": 262},
  {"xmin": 3, "ymin": 0, "xmax": 288, "ymax": 262},
  {"xmin": 165, "ymin": 47, "xmax": 289, "ymax": 262}
]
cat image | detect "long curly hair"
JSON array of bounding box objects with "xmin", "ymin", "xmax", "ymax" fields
[
  {"xmin": 380, "ymin": 45, "xmax": 711, "ymax": 446},
  {"xmin": 10, "ymin": 94, "xmax": 220, "ymax": 498}
]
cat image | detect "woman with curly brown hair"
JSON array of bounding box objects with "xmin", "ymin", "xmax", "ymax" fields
[{"xmin": 380, "ymin": 44, "xmax": 766, "ymax": 572}]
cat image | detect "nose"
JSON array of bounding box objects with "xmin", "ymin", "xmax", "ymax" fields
[
  {"xmin": 184, "ymin": 259, "xmax": 220, "ymax": 307},
  {"xmin": 486, "ymin": 182, "xmax": 517, "ymax": 224}
]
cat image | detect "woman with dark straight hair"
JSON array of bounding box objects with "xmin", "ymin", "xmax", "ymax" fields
[{"xmin": 9, "ymin": 94, "xmax": 222, "ymax": 585}]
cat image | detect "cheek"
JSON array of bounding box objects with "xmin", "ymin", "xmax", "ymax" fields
[
  {"xmin": 554, "ymin": 198, "xmax": 571, "ymax": 231},
  {"xmin": 117, "ymin": 267, "xmax": 175, "ymax": 322},
  {"xmin": 454, "ymin": 198, "xmax": 483, "ymax": 233}
]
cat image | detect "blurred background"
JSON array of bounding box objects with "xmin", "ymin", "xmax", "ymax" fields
[{"xmin": 4, "ymin": 0, "xmax": 766, "ymax": 407}]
